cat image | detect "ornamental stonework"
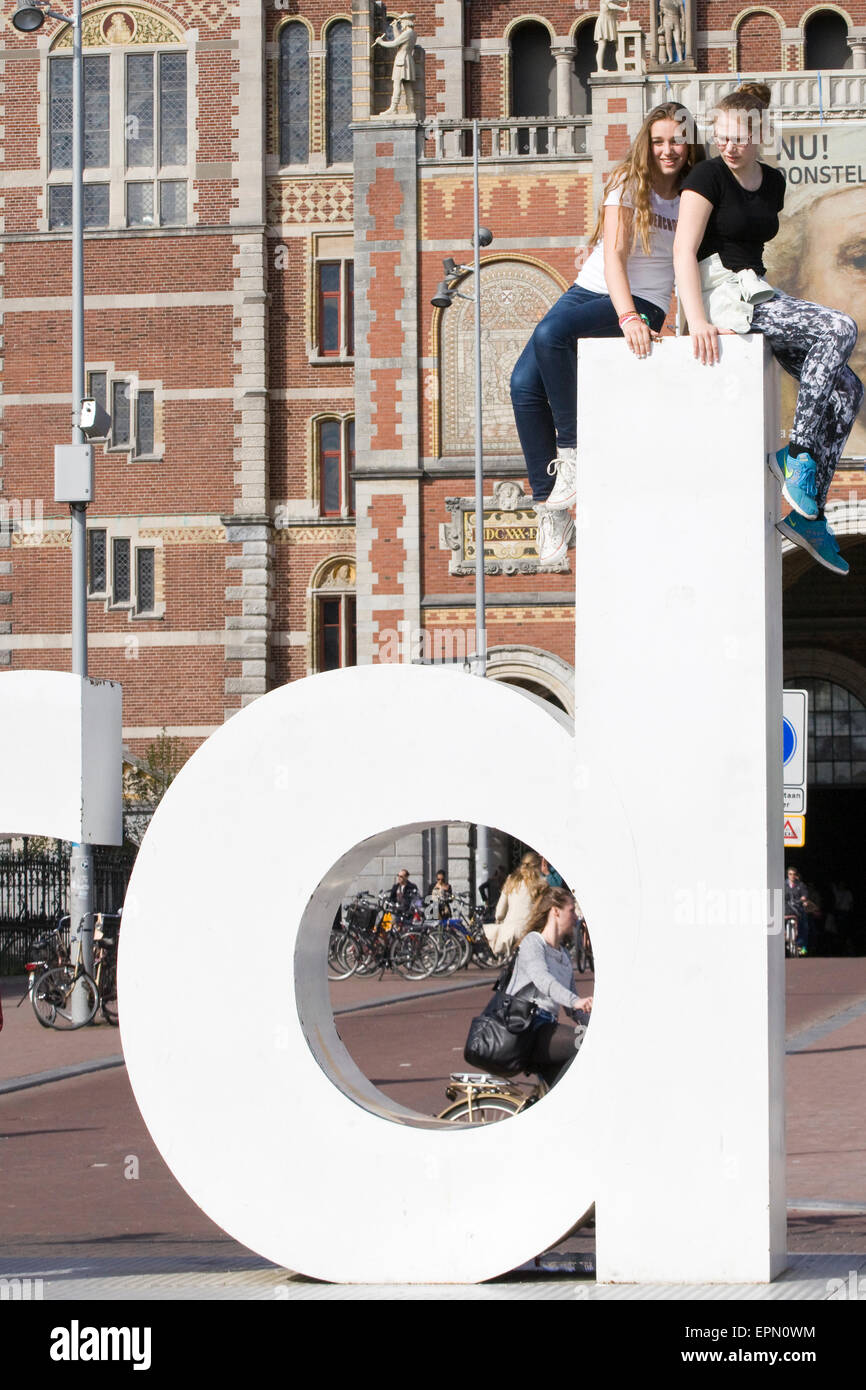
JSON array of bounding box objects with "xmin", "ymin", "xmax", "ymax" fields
[
  {"xmin": 139, "ymin": 526, "xmax": 225, "ymax": 544},
  {"xmin": 439, "ymin": 481, "xmax": 570, "ymax": 575},
  {"xmin": 441, "ymin": 262, "xmax": 561, "ymax": 457},
  {"xmin": 267, "ymin": 179, "xmax": 354, "ymax": 227},
  {"xmin": 52, "ymin": 6, "xmax": 183, "ymax": 48}
]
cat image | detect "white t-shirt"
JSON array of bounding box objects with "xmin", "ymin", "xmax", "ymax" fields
[{"xmin": 576, "ymin": 182, "xmax": 679, "ymax": 314}]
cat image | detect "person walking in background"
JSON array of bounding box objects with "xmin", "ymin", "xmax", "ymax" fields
[{"xmin": 486, "ymin": 851, "xmax": 547, "ymax": 958}]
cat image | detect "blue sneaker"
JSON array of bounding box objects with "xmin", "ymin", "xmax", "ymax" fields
[
  {"xmin": 781, "ymin": 449, "xmax": 819, "ymax": 520},
  {"xmin": 777, "ymin": 512, "xmax": 848, "ymax": 575},
  {"xmin": 769, "ymin": 448, "xmax": 786, "ymax": 484}
]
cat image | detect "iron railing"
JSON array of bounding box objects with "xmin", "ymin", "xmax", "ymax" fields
[{"xmin": 0, "ymin": 844, "xmax": 136, "ymax": 974}]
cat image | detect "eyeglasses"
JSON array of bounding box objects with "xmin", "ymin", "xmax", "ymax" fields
[{"xmin": 715, "ymin": 135, "xmax": 753, "ymax": 149}]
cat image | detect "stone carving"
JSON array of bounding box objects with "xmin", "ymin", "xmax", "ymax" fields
[
  {"xmin": 657, "ymin": 0, "xmax": 685, "ymax": 63},
  {"xmin": 268, "ymin": 180, "xmax": 354, "ymax": 226},
  {"xmin": 316, "ymin": 559, "xmax": 356, "ymax": 589},
  {"xmin": 52, "ymin": 5, "xmax": 182, "ymax": 48},
  {"xmin": 440, "ymin": 483, "xmax": 570, "ymax": 575},
  {"xmin": 440, "ymin": 261, "xmax": 562, "ymax": 457},
  {"xmin": 373, "ymin": 13, "xmax": 417, "ymax": 117},
  {"xmin": 593, "ymin": 0, "xmax": 630, "ymax": 70}
]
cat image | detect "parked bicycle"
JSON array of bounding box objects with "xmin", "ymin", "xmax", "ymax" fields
[{"xmin": 26, "ymin": 913, "xmax": 119, "ymax": 1029}]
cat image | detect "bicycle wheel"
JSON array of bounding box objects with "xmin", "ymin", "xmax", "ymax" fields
[
  {"xmin": 438, "ymin": 1093, "xmax": 522, "ymax": 1123},
  {"xmin": 31, "ymin": 966, "xmax": 99, "ymax": 1030},
  {"xmin": 431, "ymin": 928, "xmax": 461, "ymax": 976},
  {"xmin": 328, "ymin": 929, "xmax": 362, "ymax": 981},
  {"xmin": 390, "ymin": 931, "xmax": 437, "ymax": 981}
]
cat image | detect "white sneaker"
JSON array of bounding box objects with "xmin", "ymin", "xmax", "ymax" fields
[
  {"xmin": 535, "ymin": 504, "xmax": 574, "ymax": 567},
  {"xmin": 546, "ymin": 447, "xmax": 577, "ymax": 510}
]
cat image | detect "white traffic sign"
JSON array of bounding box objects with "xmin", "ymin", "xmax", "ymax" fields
[{"xmin": 783, "ymin": 689, "xmax": 808, "ymax": 815}]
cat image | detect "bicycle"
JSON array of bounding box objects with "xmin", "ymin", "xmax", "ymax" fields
[
  {"xmin": 437, "ymin": 1071, "xmax": 548, "ymax": 1124},
  {"xmin": 28, "ymin": 913, "xmax": 119, "ymax": 1029},
  {"xmin": 784, "ymin": 913, "xmax": 799, "ymax": 958},
  {"xmin": 92, "ymin": 912, "xmax": 120, "ymax": 1026},
  {"xmin": 31, "ymin": 949, "xmax": 99, "ymax": 1030}
]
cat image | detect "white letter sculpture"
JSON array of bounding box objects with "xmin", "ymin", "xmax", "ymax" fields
[{"xmin": 120, "ymin": 336, "xmax": 785, "ymax": 1285}]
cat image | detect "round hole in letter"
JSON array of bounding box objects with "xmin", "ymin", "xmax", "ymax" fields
[{"xmin": 312, "ymin": 823, "xmax": 594, "ymax": 1124}]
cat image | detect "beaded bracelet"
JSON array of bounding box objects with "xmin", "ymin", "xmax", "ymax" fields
[{"xmin": 618, "ymin": 311, "xmax": 651, "ymax": 328}]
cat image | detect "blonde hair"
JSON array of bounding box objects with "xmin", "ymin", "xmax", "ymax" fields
[
  {"xmin": 588, "ymin": 102, "xmax": 704, "ymax": 257},
  {"xmin": 503, "ymin": 850, "xmax": 546, "ymax": 898}
]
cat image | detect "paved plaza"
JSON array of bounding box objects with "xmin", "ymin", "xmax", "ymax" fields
[{"xmin": 1, "ymin": 957, "xmax": 865, "ymax": 1301}]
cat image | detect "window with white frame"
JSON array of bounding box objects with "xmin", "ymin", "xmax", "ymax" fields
[
  {"xmin": 47, "ymin": 28, "xmax": 189, "ymax": 231},
  {"xmin": 87, "ymin": 368, "xmax": 160, "ymax": 459},
  {"xmin": 87, "ymin": 525, "xmax": 160, "ymax": 616}
]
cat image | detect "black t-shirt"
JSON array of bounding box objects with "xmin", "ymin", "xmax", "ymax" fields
[{"xmin": 681, "ymin": 156, "xmax": 786, "ymax": 275}]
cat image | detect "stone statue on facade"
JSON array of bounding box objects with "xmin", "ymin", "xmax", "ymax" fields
[
  {"xmin": 373, "ymin": 12, "xmax": 417, "ymax": 117},
  {"xmin": 657, "ymin": 0, "xmax": 685, "ymax": 63},
  {"xmin": 593, "ymin": 0, "xmax": 630, "ymax": 70}
]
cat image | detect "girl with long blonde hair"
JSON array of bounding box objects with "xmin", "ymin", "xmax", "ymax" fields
[
  {"xmin": 510, "ymin": 102, "xmax": 704, "ymax": 569},
  {"xmin": 486, "ymin": 851, "xmax": 546, "ymax": 958}
]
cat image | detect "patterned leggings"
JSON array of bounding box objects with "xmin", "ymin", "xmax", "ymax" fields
[{"xmin": 749, "ymin": 291, "xmax": 863, "ymax": 510}]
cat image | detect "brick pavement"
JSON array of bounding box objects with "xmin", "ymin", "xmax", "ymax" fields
[{"xmin": 1, "ymin": 955, "xmax": 864, "ymax": 1293}]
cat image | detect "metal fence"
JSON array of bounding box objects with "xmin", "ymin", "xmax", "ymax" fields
[{"xmin": 0, "ymin": 845, "xmax": 136, "ymax": 974}]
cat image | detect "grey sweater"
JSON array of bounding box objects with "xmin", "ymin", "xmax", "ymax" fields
[{"xmin": 505, "ymin": 931, "xmax": 581, "ymax": 1019}]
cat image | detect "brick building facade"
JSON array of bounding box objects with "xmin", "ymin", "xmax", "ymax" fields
[{"xmin": 2, "ymin": 0, "xmax": 865, "ymax": 891}]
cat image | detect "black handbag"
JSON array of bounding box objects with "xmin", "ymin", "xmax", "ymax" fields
[{"xmin": 463, "ymin": 980, "xmax": 538, "ymax": 1078}]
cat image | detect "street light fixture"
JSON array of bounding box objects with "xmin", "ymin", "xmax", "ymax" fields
[{"xmin": 14, "ymin": 0, "xmax": 97, "ymax": 1004}]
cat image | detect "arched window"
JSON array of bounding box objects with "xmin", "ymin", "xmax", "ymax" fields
[
  {"xmin": 736, "ymin": 11, "xmax": 782, "ymax": 72},
  {"xmin": 48, "ymin": 15, "xmax": 189, "ymax": 231},
  {"xmin": 804, "ymin": 10, "xmax": 851, "ymax": 69},
  {"xmin": 510, "ymin": 22, "xmax": 555, "ymax": 153},
  {"xmin": 311, "ymin": 558, "xmax": 356, "ymax": 672},
  {"xmin": 326, "ymin": 20, "xmax": 353, "ymax": 165},
  {"xmin": 279, "ymin": 22, "xmax": 310, "ymax": 166},
  {"xmin": 799, "ymin": 678, "xmax": 866, "ymax": 784},
  {"xmin": 572, "ymin": 22, "xmax": 596, "ymax": 116}
]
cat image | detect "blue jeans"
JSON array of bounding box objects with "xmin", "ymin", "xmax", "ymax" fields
[{"xmin": 509, "ymin": 285, "xmax": 667, "ymax": 501}]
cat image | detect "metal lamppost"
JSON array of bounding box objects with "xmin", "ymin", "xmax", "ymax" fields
[
  {"xmin": 430, "ymin": 119, "xmax": 492, "ymax": 895},
  {"xmin": 13, "ymin": 0, "xmax": 98, "ymax": 994}
]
